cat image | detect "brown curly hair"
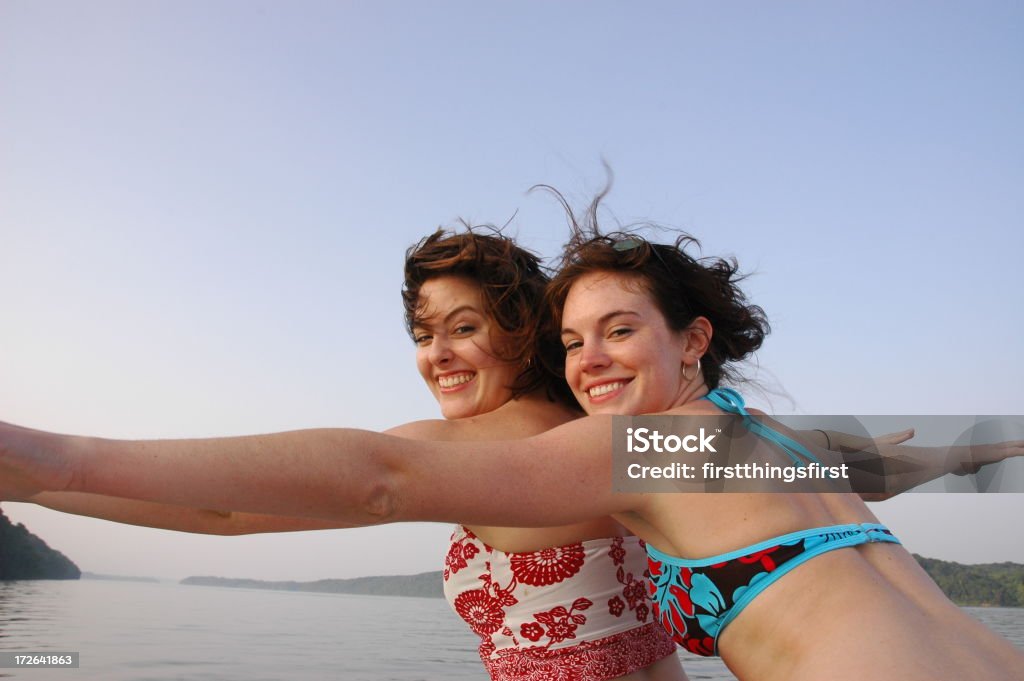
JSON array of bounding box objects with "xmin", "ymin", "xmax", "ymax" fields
[
  {"xmin": 402, "ymin": 226, "xmax": 578, "ymax": 408},
  {"xmin": 540, "ymin": 187, "xmax": 770, "ymax": 391}
]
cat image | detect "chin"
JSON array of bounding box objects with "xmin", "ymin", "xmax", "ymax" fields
[{"xmin": 440, "ymin": 404, "xmax": 468, "ymax": 420}]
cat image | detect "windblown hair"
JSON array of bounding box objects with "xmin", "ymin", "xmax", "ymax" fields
[
  {"xmin": 403, "ymin": 226, "xmax": 577, "ymax": 407},
  {"xmin": 541, "ymin": 186, "xmax": 770, "ymax": 391}
]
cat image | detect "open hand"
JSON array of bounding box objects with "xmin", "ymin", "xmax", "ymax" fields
[{"xmin": 955, "ymin": 440, "xmax": 1024, "ymax": 475}]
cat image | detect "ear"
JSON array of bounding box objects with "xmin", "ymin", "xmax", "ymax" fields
[{"xmin": 681, "ymin": 316, "xmax": 712, "ymax": 361}]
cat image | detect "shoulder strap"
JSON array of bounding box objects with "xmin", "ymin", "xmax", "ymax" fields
[{"xmin": 703, "ymin": 388, "xmax": 822, "ymax": 467}]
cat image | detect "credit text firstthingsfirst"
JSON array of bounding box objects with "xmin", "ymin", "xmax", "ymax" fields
[
  {"xmin": 626, "ymin": 461, "xmax": 851, "ymax": 482},
  {"xmin": 623, "ymin": 426, "xmax": 850, "ymax": 483}
]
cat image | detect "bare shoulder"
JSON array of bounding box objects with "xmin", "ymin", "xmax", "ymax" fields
[
  {"xmin": 384, "ymin": 396, "xmax": 579, "ymax": 443},
  {"xmin": 384, "ymin": 419, "xmax": 454, "ymax": 441},
  {"xmin": 388, "ymin": 412, "xmax": 644, "ymax": 526},
  {"xmin": 659, "ymin": 401, "xmax": 725, "ymax": 416},
  {"xmin": 531, "ymin": 412, "xmax": 614, "ymax": 443},
  {"xmin": 457, "ymin": 400, "xmax": 581, "ymax": 441}
]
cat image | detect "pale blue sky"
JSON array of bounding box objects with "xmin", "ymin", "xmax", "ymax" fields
[{"xmin": 1, "ymin": 1, "xmax": 1021, "ymax": 580}]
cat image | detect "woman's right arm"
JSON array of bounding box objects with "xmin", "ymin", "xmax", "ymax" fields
[
  {"xmin": 0, "ymin": 417, "xmax": 637, "ymax": 528},
  {"xmin": 0, "ymin": 420, "xmax": 456, "ymax": 535},
  {"xmin": 21, "ymin": 492, "xmax": 350, "ymax": 535}
]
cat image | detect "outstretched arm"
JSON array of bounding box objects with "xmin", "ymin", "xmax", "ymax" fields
[
  {"xmin": 0, "ymin": 419, "xmax": 465, "ymax": 535},
  {"xmin": 0, "ymin": 418, "xmax": 634, "ymax": 528},
  {"xmin": 801, "ymin": 427, "xmax": 914, "ymax": 452},
  {"xmin": 842, "ymin": 439, "xmax": 1023, "ymax": 499},
  {"xmin": 21, "ymin": 492, "xmax": 350, "ymax": 535},
  {"xmin": 786, "ymin": 423, "xmax": 1024, "ymax": 499}
]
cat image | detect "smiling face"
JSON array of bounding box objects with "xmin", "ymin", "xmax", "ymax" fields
[
  {"xmin": 560, "ymin": 271, "xmax": 691, "ymax": 416},
  {"xmin": 413, "ymin": 275, "xmax": 520, "ymax": 419}
]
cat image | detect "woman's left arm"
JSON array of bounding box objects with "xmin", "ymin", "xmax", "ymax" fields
[{"xmin": 789, "ymin": 424, "xmax": 1024, "ymax": 499}]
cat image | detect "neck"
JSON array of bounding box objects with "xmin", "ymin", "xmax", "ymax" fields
[{"xmin": 674, "ymin": 379, "xmax": 710, "ymax": 408}]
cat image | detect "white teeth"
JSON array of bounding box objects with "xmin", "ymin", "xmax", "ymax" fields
[
  {"xmin": 588, "ymin": 382, "xmax": 624, "ymax": 398},
  {"xmin": 439, "ymin": 373, "xmax": 474, "ymax": 388}
]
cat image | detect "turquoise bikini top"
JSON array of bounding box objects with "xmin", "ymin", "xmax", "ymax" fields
[{"xmin": 702, "ymin": 388, "xmax": 823, "ymax": 467}]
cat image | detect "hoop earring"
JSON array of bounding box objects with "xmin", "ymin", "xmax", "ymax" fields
[{"xmin": 681, "ymin": 358, "xmax": 701, "ymax": 382}]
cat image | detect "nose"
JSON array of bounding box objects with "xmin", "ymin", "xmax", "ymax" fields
[
  {"xmin": 578, "ymin": 342, "xmax": 610, "ymax": 373},
  {"xmin": 428, "ymin": 336, "xmax": 453, "ymax": 366}
]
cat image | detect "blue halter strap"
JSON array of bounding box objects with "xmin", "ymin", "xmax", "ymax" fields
[{"xmin": 703, "ymin": 388, "xmax": 823, "ymax": 467}]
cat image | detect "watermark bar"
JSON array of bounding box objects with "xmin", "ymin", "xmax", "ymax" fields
[
  {"xmin": 0, "ymin": 652, "xmax": 80, "ymax": 668},
  {"xmin": 611, "ymin": 414, "xmax": 1024, "ymax": 494}
]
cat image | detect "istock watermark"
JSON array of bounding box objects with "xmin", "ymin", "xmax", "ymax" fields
[
  {"xmin": 625, "ymin": 426, "xmax": 719, "ymax": 453},
  {"xmin": 610, "ymin": 414, "xmax": 1024, "ymax": 494}
]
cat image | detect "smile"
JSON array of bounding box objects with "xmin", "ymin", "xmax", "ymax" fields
[
  {"xmin": 438, "ymin": 372, "xmax": 476, "ymax": 390},
  {"xmin": 587, "ymin": 380, "xmax": 631, "ymax": 399}
]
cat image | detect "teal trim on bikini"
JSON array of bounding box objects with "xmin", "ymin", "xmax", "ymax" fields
[
  {"xmin": 644, "ymin": 523, "xmax": 898, "ymax": 568},
  {"xmin": 703, "ymin": 388, "xmax": 823, "ymax": 467},
  {"xmin": 711, "ymin": 526, "xmax": 900, "ymax": 653},
  {"xmin": 645, "ymin": 522, "xmax": 902, "ymax": 655}
]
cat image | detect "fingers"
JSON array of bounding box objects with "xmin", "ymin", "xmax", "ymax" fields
[
  {"xmin": 995, "ymin": 440, "xmax": 1024, "ymax": 459},
  {"xmin": 876, "ymin": 428, "xmax": 915, "ymax": 445},
  {"xmin": 955, "ymin": 440, "xmax": 1024, "ymax": 474}
]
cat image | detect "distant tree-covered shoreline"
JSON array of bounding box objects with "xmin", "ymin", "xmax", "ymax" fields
[
  {"xmin": 182, "ymin": 571, "xmax": 442, "ymax": 598},
  {"xmin": 2, "ymin": 506, "xmax": 1020, "ymax": 607},
  {"xmin": 0, "ymin": 507, "xmax": 80, "ymax": 580},
  {"xmin": 182, "ymin": 556, "xmax": 1024, "ymax": 607},
  {"xmin": 915, "ymin": 555, "xmax": 1024, "ymax": 607}
]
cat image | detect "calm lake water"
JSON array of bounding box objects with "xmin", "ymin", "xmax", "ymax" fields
[{"xmin": 0, "ymin": 580, "xmax": 1021, "ymax": 680}]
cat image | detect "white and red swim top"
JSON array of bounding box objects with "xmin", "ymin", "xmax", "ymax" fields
[{"xmin": 443, "ymin": 526, "xmax": 677, "ymax": 681}]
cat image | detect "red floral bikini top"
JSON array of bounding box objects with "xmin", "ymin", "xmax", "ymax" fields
[{"xmin": 442, "ymin": 526, "xmax": 677, "ymax": 681}]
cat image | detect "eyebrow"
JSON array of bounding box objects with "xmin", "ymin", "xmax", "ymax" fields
[
  {"xmin": 413, "ymin": 304, "xmax": 483, "ymax": 328},
  {"xmin": 561, "ymin": 310, "xmax": 640, "ymax": 336}
]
